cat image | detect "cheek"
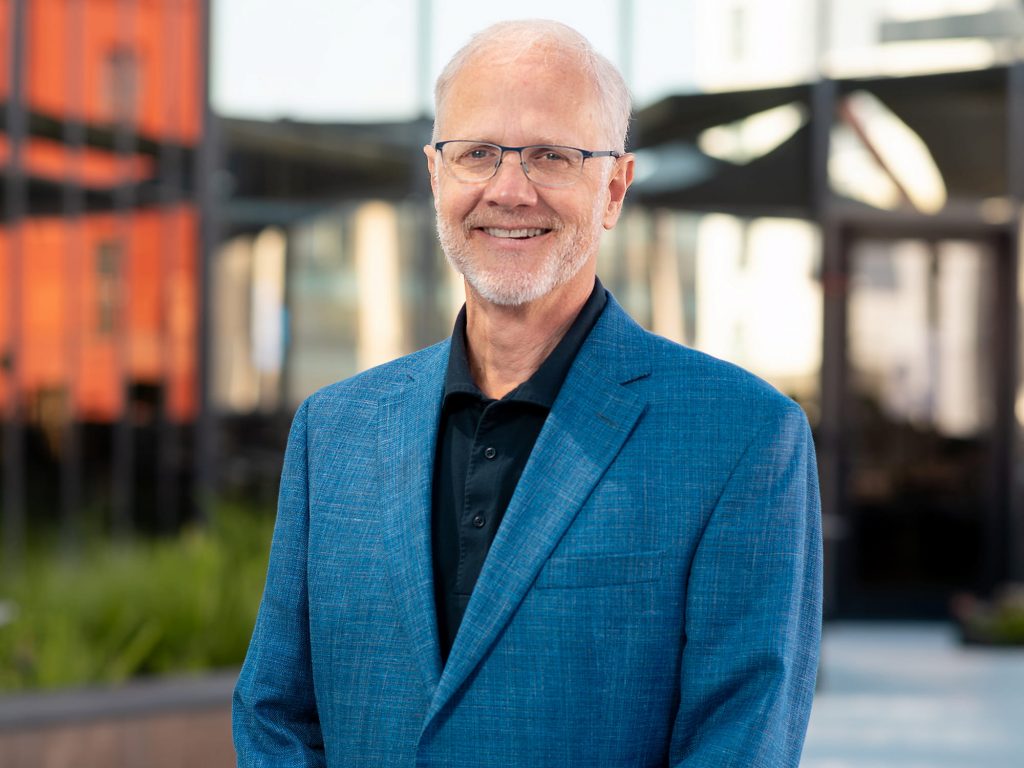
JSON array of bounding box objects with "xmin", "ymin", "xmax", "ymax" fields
[{"xmin": 436, "ymin": 180, "xmax": 473, "ymax": 216}]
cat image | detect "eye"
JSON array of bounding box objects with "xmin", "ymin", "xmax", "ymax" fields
[
  {"xmin": 457, "ymin": 144, "xmax": 499, "ymax": 163},
  {"xmin": 527, "ymin": 146, "xmax": 574, "ymax": 166}
]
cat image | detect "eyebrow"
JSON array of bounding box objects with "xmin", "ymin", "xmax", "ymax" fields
[
  {"xmin": 467, "ymin": 136, "xmax": 572, "ymax": 147},
  {"xmin": 526, "ymin": 136, "xmax": 569, "ymax": 146}
]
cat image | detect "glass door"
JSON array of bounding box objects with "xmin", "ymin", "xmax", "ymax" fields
[{"xmin": 841, "ymin": 236, "xmax": 1002, "ymax": 616}]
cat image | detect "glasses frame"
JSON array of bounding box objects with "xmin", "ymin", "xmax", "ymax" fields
[{"xmin": 433, "ymin": 140, "xmax": 623, "ymax": 188}]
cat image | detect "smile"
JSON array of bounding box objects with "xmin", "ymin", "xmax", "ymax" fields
[{"xmin": 480, "ymin": 227, "xmax": 550, "ymax": 239}]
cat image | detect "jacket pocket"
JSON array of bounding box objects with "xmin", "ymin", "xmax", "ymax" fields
[{"xmin": 534, "ymin": 550, "xmax": 664, "ymax": 589}]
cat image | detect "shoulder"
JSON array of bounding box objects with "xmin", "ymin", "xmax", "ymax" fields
[
  {"xmin": 626, "ymin": 325, "xmax": 808, "ymax": 448},
  {"xmin": 633, "ymin": 332, "xmax": 813, "ymax": 476},
  {"xmin": 298, "ymin": 339, "xmax": 449, "ymax": 425},
  {"xmin": 598, "ymin": 296, "xmax": 800, "ymax": 421},
  {"xmin": 584, "ymin": 294, "xmax": 807, "ymax": 442},
  {"xmin": 653, "ymin": 333, "xmax": 795, "ymax": 409}
]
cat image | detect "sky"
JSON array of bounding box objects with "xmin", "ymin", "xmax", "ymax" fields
[
  {"xmin": 211, "ymin": 0, "xmax": 697, "ymax": 122},
  {"xmin": 210, "ymin": 0, "xmax": 1008, "ymax": 122}
]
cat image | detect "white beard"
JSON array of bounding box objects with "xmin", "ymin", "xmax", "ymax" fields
[{"xmin": 435, "ymin": 197, "xmax": 604, "ymax": 307}]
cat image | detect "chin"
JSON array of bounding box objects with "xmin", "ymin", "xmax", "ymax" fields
[
  {"xmin": 466, "ymin": 272, "xmax": 557, "ymax": 307},
  {"xmin": 437, "ymin": 218, "xmax": 595, "ymax": 308},
  {"xmin": 450, "ymin": 251, "xmax": 590, "ymax": 307}
]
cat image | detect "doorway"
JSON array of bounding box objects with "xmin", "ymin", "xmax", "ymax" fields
[{"xmin": 834, "ymin": 228, "xmax": 1016, "ymax": 617}]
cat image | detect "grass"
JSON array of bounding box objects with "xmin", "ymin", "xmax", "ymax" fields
[{"xmin": 0, "ymin": 504, "xmax": 275, "ymax": 692}]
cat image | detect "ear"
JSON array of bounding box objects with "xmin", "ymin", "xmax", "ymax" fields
[
  {"xmin": 424, "ymin": 144, "xmax": 439, "ymax": 199},
  {"xmin": 602, "ymin": 153, "xmax": 635, "ymax": 230}
]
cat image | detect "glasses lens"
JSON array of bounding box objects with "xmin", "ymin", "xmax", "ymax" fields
[
  {"xmin": 442, "ymin": 141, "xmax": 501, "ymax": 182},
  {"xmin": 439, "ymin": 142, "xmax": 587, "ymax": 187},
  {"xmin": 522, "ymin": 146, "xmax": 584, "ymax": 187}
]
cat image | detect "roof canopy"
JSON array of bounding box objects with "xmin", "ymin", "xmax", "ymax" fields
[{"xmin": 631, "ymin": 64, "xmax": 1018, "ymax": 219}]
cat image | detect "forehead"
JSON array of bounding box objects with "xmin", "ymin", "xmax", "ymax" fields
[{"xmin": 438, "ymin": 46, "xmax": 604, "ymax": 146}]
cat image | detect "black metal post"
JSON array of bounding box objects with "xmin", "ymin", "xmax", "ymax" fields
[
  {"xmin": 156, "ymin": 0, "xmax": 186, "ymax": 533},
  {"xmin": 110, "ymin": 0, "xmax": 139, "ymax": 537},
  {"xmin": 1006, "ymin": 58, "xmax": 1024, "ymax": 582},
  {"xmin": 410, "ymin": 1, "xmax": 441, "ymax": 351},
  {"xmin": 1010, "ymin": 60, "xmax": 1024, "ymax": 204},
  {"xmin": 193, "ymin": 0, "xmax": 218, "ymax": 524},
  {"xmin": 416, "ymin": 0, "xmax": 433, "ymax": 119},
  {"xmin": 618, "ymin": 0, "xmax": 634, "ymax": 92},
  {"xmin": 60, "ymin": 0, "xmax": 87, "ymax": 555},
  {"xmin": 3, "ymin": 0, "xmax": 28, "ymax": 570},
  {"xmin": 811, "ymin": 77, "xmax": 844, "ymax": 619},
  {"xmin": 990, "ymin": 229, "xmax": 1019, "ymax": 589}
]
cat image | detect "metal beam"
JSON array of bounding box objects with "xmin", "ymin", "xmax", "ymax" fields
[
  {"xmin": 1008, "ymin": 58, "xmax": 1024, "ymax": 581},
  {"xmin": 156, "ymin": 0, "xmax": 186, "ymax": 533},
  {"xmin": 1010, "ymin": 60, "xmax": 1024, "ymax": 203},
  {"xmin": 110, "ymin": 0, "xmax": 138, "ymax": 537},
  {"xmin": 811, "ymin": 77, "xmax": 846, "ymax": 618},
  {"xmin": 194, "ymin": 0, "xmax": 218, "ymax": 524},
  {"xmin": 60, "ymin": 0, "xmax": 87, "ymax": 555},
  {"xmin": 3, "ymin": 0, "xmax": 28, "ymax": 570},
  {"xmin": 416, "ymin": 0, "xmax": 433, "ymax": 120}
]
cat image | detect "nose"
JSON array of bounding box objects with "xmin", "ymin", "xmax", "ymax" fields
[{"xmin": 483, "ymin": 149, "xmax": 538, "ymax": 206}]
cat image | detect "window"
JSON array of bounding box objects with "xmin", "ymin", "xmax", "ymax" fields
[{"xmin": 96, "ymin": 241, "xmax": 120, "ymax": 334}]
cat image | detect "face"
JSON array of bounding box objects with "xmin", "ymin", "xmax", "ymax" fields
[{"xmin": 426, "ymin": 48, "xmax": 634, "ymax": 308}]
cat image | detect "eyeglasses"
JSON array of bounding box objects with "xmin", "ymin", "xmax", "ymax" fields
[{"xmin": 434, "ymin": 140, "xmax": 622, "ymax": 188}]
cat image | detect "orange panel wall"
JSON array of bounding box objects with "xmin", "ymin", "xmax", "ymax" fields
[
  {"xmin": 0, "ymin": 208, "xmax": 199, "ymax": 423},
  {"xmin": 0, "ymin": 0, "xmax": 9, "ymax": 101},
  {"xmin": 1, "ymin": 0, "xmax": 202, "ymax": 143},
  {"xmin": 1, "ymin": 0, "xmax": 203, "ymax": 424}
]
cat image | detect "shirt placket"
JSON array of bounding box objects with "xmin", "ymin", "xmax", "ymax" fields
[{"xmin": 455, "ymin": 401, "xmax": 505, "ymax": 598}]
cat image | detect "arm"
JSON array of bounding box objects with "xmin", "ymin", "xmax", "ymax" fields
[
  {"xmin": 233, "ymin": 398, "xmax": 326, "ymax": 767},
  {"xmin": 670, "ymin": 401, "xmax": 823, "ymax": 767}
]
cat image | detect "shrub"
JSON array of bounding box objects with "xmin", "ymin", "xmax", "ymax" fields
[
  {"xmin": 952, "ymin": 583, "xmax": 1024, "ymax": 646},
  {"xmin": 0, "ymin": 504, "xmax": 274, "ymax": 691}
]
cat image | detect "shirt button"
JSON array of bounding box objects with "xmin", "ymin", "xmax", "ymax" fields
[
  {"xmin": 483, "ymin": 446, "xmax": 497, "ymax": 460},
  {"xmin": 471, "ymin": 514, "xmax": 486, "ymax": 528}
]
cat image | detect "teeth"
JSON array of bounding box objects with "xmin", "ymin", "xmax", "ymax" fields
[{"xmin": 483, "ymin": 227, "xmax": 547, "ymax": 239}]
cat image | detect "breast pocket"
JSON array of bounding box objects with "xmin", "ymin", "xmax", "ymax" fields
[{"xmin": 534, "ymin": 550, "xmax": 664, "ymax": 589}]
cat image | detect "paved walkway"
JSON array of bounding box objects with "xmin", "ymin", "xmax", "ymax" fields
[
  {"xmin": 0, "ymin": 672, "xmax": 236, "ymax": 768},
  {"xmin": 802, "ymin": 622, "xmax": 1024, "ymax": 767}
]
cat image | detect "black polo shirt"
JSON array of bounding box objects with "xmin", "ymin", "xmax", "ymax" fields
[{"xmin": 431, "ymin": 279, "xmax": 608, "ymax": 662}]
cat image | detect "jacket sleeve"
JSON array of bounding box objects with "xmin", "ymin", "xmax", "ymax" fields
[
  {"xmin": 233, "ymin": 398, "xmax": 326, "ymax": 767},
  {"xmin": 669, "ymin": 400, "xmax": 823, "ymax": 767}
]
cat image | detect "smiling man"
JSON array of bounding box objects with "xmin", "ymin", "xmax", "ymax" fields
[{"xmin": 233, "ymin": 19, "xmax": 822, "ymax": 768}]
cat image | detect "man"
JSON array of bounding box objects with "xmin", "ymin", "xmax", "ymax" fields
[{"xmin": 233, "ymin": 19, "xmax": 822, "ymax": 768}]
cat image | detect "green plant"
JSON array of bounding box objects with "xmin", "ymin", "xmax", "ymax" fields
[
  {"xmin": 952, "ymin": 583, "xmax": 1024, "ymax": 646},
  {"xmin": 0, "ymin": 503, "xmax": 275, "ymax": 691}
]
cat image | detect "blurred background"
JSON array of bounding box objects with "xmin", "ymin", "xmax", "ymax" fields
[{"xmin": 1, "ymin": 0, "xmax": 1024, "ymax": 765}]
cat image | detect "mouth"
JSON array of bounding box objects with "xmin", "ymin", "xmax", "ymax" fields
[{"xmin": 478, "ymin": 227, "xmax": 552, "ymax": 240}]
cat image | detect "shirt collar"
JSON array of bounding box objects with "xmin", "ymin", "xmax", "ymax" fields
[{"xmin": 443, "ymin": 277, "xmax": 608, "ymax": 408}]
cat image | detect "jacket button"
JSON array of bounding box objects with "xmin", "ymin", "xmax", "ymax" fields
[
  {"xmin": 483, "ymin": 446, "xmax": 497, "ymax": 460},
  {"xmin": 471, "ymin": 514, "xmax": 486, "ymax": 528}
]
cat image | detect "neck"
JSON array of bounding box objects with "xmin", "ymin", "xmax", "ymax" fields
[{"xmin": 463, "ymin": 277, "xmax": 593, "ymax": 400}]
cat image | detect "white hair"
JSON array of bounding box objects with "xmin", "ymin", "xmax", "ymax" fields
[{"xmin": 431, "ymin": 19, "xmax": 632, "ymax": 152}]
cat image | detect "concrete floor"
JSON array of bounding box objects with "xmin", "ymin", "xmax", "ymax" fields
[{"xmin": 802, "ymin": 622, "xmax": 1024, "ymax": 768}]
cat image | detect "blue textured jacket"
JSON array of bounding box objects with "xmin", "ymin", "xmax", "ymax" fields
[{"xmin": 233, "ymin": 294, "xmax": 822, "ymax": 767}]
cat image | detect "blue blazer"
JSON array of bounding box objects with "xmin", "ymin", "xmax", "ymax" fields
[{"xmin": 233, "ymin": 295, "xmax": 822, "ymax": 767}]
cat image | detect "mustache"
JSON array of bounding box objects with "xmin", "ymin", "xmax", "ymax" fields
[{"xmin": 462, "ymin": 212, "xmax": 561, "ymax": 232}]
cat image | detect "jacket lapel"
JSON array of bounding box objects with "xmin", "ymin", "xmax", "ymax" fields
[
  {"xmin": 378, "ymin": 343, "xmax": 449, "ymax": 697},
  {"xmin": 426, "ymin": 297, "xmax": 652, "ymax": 723}
]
